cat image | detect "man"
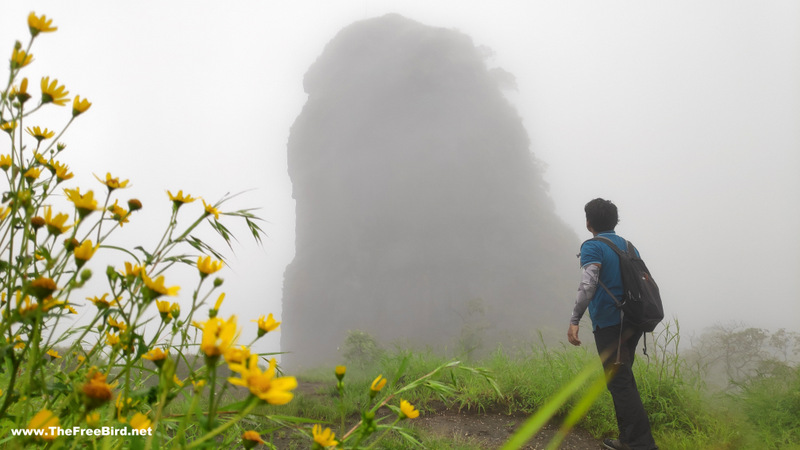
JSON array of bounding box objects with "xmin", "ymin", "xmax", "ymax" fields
[{"xmin": 567, "ymin": 198, "xmax": 658, "ymax": 450}]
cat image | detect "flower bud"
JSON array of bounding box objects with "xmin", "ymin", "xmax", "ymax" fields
[
  {"xmin": 335, "ymin": 365, "xmax": 346, "ymax": 381},
  {"xmin": 64, "ymin": 237, "xmax": 79, "ymax": 252},
  {"xmin": 30, "ymin": 216, "xmax": 45, "ymax": 229}
]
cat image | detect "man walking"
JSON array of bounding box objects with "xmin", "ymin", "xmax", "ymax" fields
[{"xmin": 567, "ymin": 198, "xmax": 658, "ymax": 450}]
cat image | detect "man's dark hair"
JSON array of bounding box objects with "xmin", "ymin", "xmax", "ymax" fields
[{"xmin": 585, "ymin": 198, "xmax": 619, "ymax": 232}]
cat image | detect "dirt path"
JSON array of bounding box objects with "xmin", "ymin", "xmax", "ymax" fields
[
  {"xmin": 412, "ymin": 406, "xmax": 605, "ymax": 449},
  {"xmin": 292, "ymin": 381, "xmax": 606, "ymax": 449}
]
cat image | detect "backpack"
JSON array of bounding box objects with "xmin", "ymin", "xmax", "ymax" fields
[{"xmin": 588, "ymin": 236, "xmax": 664, "ymax": 333}]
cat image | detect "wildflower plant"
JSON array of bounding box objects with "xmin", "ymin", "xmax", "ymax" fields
[
  {"xmin": 0, "ymin": 11, "xmax": 501, "ymax": 449},
  {"xmin": 0, "ymin": 11, "xmax": 300, "ymax": 448}
]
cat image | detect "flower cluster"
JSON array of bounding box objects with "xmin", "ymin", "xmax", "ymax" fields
[{"xmin": 0, "ymin": 12, "xmax": 294, "ymax": 448}]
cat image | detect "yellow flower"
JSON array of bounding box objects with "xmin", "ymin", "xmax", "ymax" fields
[
  {"xmin": 10, "ymin": 48, "xmax": 33, "ymax": 69},
  {"xmin": 129, "ymin": 412, "xmax": 151, "ymax": 431},
  {"xmin": 156, "ymin": 300, "xmax": 179, "ymax": 322},
  {"xmin": 10, "ymin": 77, "xmax": 30, "ymax": 103},
  {"xmin": 115, "ymin": 394, "xmax": 137, "ymax": 419},
  {"xmin": 29, "ymin": 277, "xmax": 57, "ymax": 300},
  {"xmin": 156, "ymin": 299, "xmax": 170, "ymax": 313},
  {"xmin": 141, "ymin": 271, "xmax": 180, "ymax": 298},
  {"xmin": 108, "ymin": 200, "xmax": 129, "ymax": 225},
  {"xmin": 85, "ymin": 412, "xmax": 100, "ymax": 428},
  {"xmin": 170, "ymin": 302, "xmax": 180, "ymax": 318},
  {"xmin": 370, "ymin": 374, "xmax": 387, "ymax": 395},
  {"xmin": 82, "ymin": 370, "xmax": 113, "ymax": 407},
  {"xmin": 64, "ymin": 187, "xmax": 98, "ymax": 217},
  {"xmin": 0, "ymin": 121, "xmax": 16, "ymax": 134},
  {"xmin": 224, "ymin": 345, "xmax": 251, "ymax": 365},
  {"xmin": 121, "ymin": 261, "xmax": 144, "ymax": 278},
  {"xmin": 335, "ymin": 365, "xmax": 346, "ymax": 381},
  {"xmin": 142, "ymin": 347, "xmax": 168, "ymax": 367},
  {"xmin": 87, "ymin": 293, "xmax": 118, "ymax": 309},
  {"xmin": 167, "ymin": 190, "xmax": 195, "ymax": 206},
  {"xmin": 27, "ymin": 409, "xmax": 59, "ymax": 441},
  {"xmin": 105, "ymin": 332, "xmax": 120, "ymax": 347},
  {"xmin": 73, "ymin": 95, "xmax": 91, "ymax": 116},
  {"xmin": 197, "ymin": 255, "xmax": 224, "ymax": 277},
  {"xmin": 23, "ymin": 167, "xmax": 41, "ymax": 181},
  {"xmin": 44, "ymin": 206, "xmax": 72, "ymax": 235},
  {"xmin": 399, "ymin": 399, "xmax": 420, "ymax": 419},
  {"xmin": 228, "ymin": 355, "xmax": 297, "ymax": 405},
  {"xmin": 107, "ymin": 317, "xmax": 127, "ymax": 332},
  {"xmin": 73, "ymin": 240, "xmax": 98, "ymax": 264},
  {"xmin": 209, "ymin": 292, "xmax": 225, "ymax": 318},
  {"xmin": 200, "ymin": 316, "xmax": 238, "ymax": 358},
  {"xmin": 50, "ymin": 160, "xmax": 74, "ymax": 182},
  {"xmin": 28, "ymin": 12, "xmax": 58, "ymax": 36},
  {"xmin": 253, "ymin": 313, "xmax": 281, "ymax": 337},
  {"xmin": 26, "ymin": 126, "xmax": 55, "ymax": 142},
  {"xmin": 0, "ymin": 154, "xmax": 12, "ymax": 170},
  {"xmin": 67, "ymin": 305, "xmax": 78, "ymax": 314},
  {"xmin": 192, "ymin": 379, "xmax": 206, "ymax": 393},
  {"xmin": 242, "ymin": 430, "xmax": 265, "ymax": 449},
  {"xmin": 41, "ymin": 76, "xmax": 70, "ymax": 106},
  {"xmin": 312, "ymin": 424, "xmax": 338, "ymax": 448},
  {"xmin": 46, "ymin": 349, "xmax": 61, "ymax": 360},
  {"xmin": 202, "ymin": 199, "xmax": 220, "ymax": 220},
  {"xmin": 94, "ymin": 172, "xmax": 129, "ymax": 191}
]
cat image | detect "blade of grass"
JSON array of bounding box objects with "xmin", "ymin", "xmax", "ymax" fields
[{"xmin": 501, "ymin": 361, "xmax": 602, "ymax": 450}]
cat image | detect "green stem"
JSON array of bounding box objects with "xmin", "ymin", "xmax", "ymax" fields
[
  {"xmin": 186, "ymin": 397, "xmax": 258, "ymax": 449},
  {"xmin": 364, "ymin": 418, "xmax": 401, "ymax": 450},
  {"xmin": 207, "ymin": 362, "xmax": 218, "ymax": 429}
]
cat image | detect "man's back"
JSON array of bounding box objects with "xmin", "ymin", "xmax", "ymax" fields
[{"xmin": 579, "ymin": 231, "xmax": 628, "ymax": 329}]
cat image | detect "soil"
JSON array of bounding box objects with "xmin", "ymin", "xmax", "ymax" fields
[
  {"xmin": 410, "ymin": 404, "xmax": 605, "ymax": 449},
  {"xmin": 288, "ymin": 382, "xmax": 608, "ymax": 449}
]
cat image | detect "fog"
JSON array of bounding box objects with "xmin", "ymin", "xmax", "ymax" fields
[{"xmin": 2, "ymin": 1, "xmax": 798, "ymax": 359}]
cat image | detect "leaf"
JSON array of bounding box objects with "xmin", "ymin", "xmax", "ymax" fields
[
  {"xmin": 187, "ymin": 236, "xmax": 225, "ymax": 261},
  {"xmin": 210, "ymin": 220, "xmax": 234, "ymax": 248},
  {"xmin": 395, "ymin": 429, "xmax": 424, "ymax": 448},
  {"xmin": 501, "ymin": 362, "xmax": 603, "ymax": 450},
  {"xmin": 134, "ymin": 246, "xmax": 154, "ymax": 262},
  {"xmin": 265, "ymin": 415, "xmax": 324, "ymax": 424}
]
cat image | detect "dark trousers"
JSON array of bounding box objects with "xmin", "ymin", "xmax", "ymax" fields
[{"xmin": 594, "ymin": 324, "xmax": 657, "ymax": 450}]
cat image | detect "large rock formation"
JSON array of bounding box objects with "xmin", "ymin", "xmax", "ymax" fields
[{"xmin": 282, "ymin": 14, "xmax": 578, "ymax": 368}]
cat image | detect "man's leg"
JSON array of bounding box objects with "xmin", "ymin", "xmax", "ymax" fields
[{"xmin": 594, "ymin": 325, "xmax": 657, "ymax": 450}]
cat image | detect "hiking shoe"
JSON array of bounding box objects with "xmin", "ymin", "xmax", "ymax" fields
[{"xmin": 602, "ymin": 439, "xmax": 631, "ymax": 450}]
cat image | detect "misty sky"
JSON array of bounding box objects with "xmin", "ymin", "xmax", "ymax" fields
[{"xmin": 2, "ymin": 1, "xmax": 798, "ymax": 354}]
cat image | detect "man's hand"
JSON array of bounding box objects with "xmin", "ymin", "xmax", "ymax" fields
[{"xmin": 567, "ymin": 324, "xmax": 581, "ymax": 346}]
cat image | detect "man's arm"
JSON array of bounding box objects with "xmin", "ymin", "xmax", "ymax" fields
[{"xmin": 567, "ymin": 263, "xmax": 600, "ymax": 346}]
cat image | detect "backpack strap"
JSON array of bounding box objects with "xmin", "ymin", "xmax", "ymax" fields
[
  {"xmin": 586, "ymin": 236, "xmax": 628, "ymax": 365},
  {"xmin": 589, "ymin": 236, "xmax": 652, "ymax": 361},
  {"xmin": 588, "ymin": 236, "xmax": 628, "ymax": 257}
]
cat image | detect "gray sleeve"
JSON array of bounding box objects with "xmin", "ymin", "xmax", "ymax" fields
[{"xmin": 570, "ymin": 264, "xmax": 600, "ymax": 325}]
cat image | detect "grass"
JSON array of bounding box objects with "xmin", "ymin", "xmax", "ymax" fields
[
  {"xmin": 267, "ymin": 327, "xmax": 799, "ymax": 449},
  {"xmin": 141, "ymin": 325, "xmax": 800, "ymax": 449}
]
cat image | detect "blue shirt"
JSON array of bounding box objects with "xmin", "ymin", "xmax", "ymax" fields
[{"xmin": 579, "ymin": 231, "xmax": 636, "ymax": 330}]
